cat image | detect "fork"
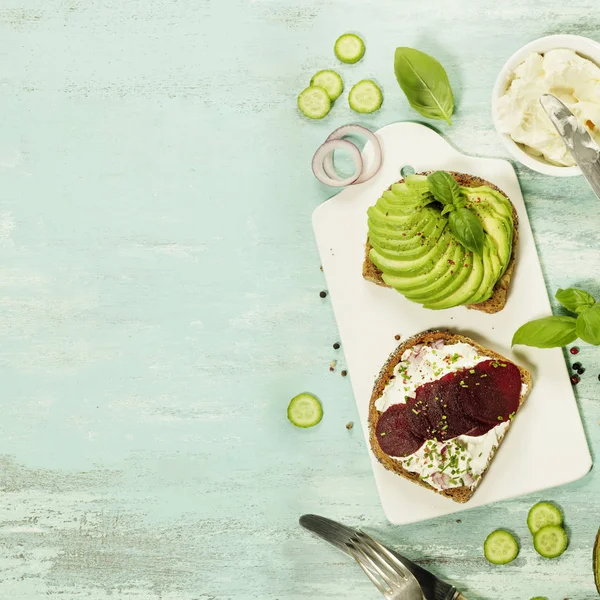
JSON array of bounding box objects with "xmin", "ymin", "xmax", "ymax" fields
[{"xmin": 346, "ymin": 530, "xmax": 425, "ymax": 600}]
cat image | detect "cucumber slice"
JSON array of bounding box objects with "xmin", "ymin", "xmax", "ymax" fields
[
  {"xmin": 530, "ymin": 597, "xmax": 548, "ymax": 600},
  {"xmin": 527, "ymin": 502, "xmax": 563, "ymax": 534},
  {"xmin": 310, "ymin": 70, "xmax": 343, "ymax": 101},
  {"xmin": 348, "ymin": 80, "xmax": 383, "ymax": 114},
  {"xmin": 334, "ymin": 33, "xmax": 365, "ymax": 64},
  {"xmin": 287, "ymin": 393, "xmax": 323, "ymax": 428},
  {"xmin": 297, "ymin": 86, "xmax": 331, "ymax": 119},
  {"xmin": 534, "ymin": 525, "xmax": 568, "ymax": 559},
  {"xmin": 484, "ymin": 530, "xmax": 519, "ymax": 565}
]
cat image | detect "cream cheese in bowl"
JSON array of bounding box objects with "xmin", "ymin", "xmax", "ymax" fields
[
  {"xmin": 492, "ymin": 34, "xmax": 600, "ymax": 176},
  {"xmin": 496, "ymin": 49, "xmax": 600, "ymax": 167}
]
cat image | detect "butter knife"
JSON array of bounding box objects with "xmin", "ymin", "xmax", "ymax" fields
[
  {"xmin": 540, "ymin": 93, "xmax": 600, "ymax": 200},
  {"xmin": 299, "ymin": 514, "xmax": 467, "ymax": 600}
]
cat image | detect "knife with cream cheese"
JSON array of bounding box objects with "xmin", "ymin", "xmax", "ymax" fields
[{"xmin": 540, "ymin": 93, "xmax": 600, "ymax": 200}]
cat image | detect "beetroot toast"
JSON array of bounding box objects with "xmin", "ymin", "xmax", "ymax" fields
[
  {"xmin": 368, "ymin": 330, "xmax": 532, "ymax": 503},
  {"xmin": 362, "ymin": 172, "xmax": 519, "ymax": 314}
]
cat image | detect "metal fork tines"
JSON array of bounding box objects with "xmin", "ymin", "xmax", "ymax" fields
[{"xmin": 346, "ymin": 530, "xmax": 424, "ymax": 600}]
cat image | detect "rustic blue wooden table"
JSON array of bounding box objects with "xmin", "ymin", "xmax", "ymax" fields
[{"xmin": 2, "ymin": 1, "xmax": 600, "ymax": 598}]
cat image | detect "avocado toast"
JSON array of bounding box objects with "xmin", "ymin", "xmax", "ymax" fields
[
  {"xmin": 369, "ymin": 330, "xmax": 531, "ymax": 503},
  {"xmin": 363, "ymin": 172, "xmax": 518, "ymax": 313}
]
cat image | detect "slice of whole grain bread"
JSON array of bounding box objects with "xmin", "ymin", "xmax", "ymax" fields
[
  {"xmin": 363, "ymin": 172, "xmax": 519, "ymax": 314},
  {"xmin": 368, "ymin": 329, "xmax": 532, "ymax": 503}
]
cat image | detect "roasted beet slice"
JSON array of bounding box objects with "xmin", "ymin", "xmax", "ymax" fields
[
  {"xmin": 441, "ymin": 384, "xmax": 483, "ymax": 439},
  {"xmin": 464, "ymin": 424, "xmax": 493, "ymax": 437},
  {"xmin": 404, "ymin": 395, "xmax": 432, "ymax": 440},
  {"xmin": 377, "ymin": 358, "xmax": 522, "ymax": 457},
  {"xmin": 478, "ymin": 360, "xmax": 522, "ymax": 406},
  {"xmin": 423, "ymin": 388, "xmax": 446, "ymax": 439},
  {"xmin": 411, "ymin": 374, "xmax": 482, "ymax": 441},
  {"xmin": 376, "ymin": 403, "xmax": 425, "ymax": 458},
  {"xmin": 457, "ymin": 359, "xmax": 522, "ymax": 425},
  {"xmin": 413, "ymin": 380, "xmax": 453, "ymax": 441}
]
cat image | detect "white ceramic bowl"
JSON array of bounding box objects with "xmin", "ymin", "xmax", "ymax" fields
[{"xmin": 492, "ymin": 34, "xmax": 600, "ymax": 177}]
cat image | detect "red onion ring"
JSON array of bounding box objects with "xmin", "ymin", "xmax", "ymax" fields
[
  {"xmin": 323, "ymin": 125, "xmax": 382, "ymax": 185},
  {"xmin": 312, "ymin": 139, "xmax": 363, "ymax": 187}
]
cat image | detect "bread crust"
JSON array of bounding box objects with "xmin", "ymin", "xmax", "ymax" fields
[
  {"xmin": 368, "ymin": 329, "xmax": 532, "ymax": 503},
  {"xmin": 362, "ymin": 172, "xmax": 519, "ymax": 314}
]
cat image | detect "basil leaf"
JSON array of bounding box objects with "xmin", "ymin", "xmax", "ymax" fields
[
  {"xmin": 556, "ymin": 287, "xmax": 596, "ymax": 314},
  {"xmin": 512, "ymin": 316, "xmax": 578, "ymax": 348},
  {"xmin": 448, "ymin": 208, "xmax": 484, "ymax": 255},
  {"xmin": 394, "ymin": 47, "xmax": 455, "ymax": 125},
  {"xmin": 428, "ymin": 171, "xmax": 462, "ymax": 206},
  {"xmin": 576, "ymin": 304, "xmax": 600, "ymax": 345},
  {"xmin": 441, "ymin": 204, "xmax": 455, "ymax": 216}
]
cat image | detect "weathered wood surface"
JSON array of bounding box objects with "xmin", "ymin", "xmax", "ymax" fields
[{"xmin": 1, "ymin": 0, "xmax": 600, "ymax": 598}]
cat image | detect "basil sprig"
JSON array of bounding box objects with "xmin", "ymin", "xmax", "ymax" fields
[
  {"xmin": 555, "ymin": 287, "xmax": 596, "ymax": 314},
  {"xmin": 512, "ymin": 288, "xmax": 600, "ymax": 348},
  {"xmin": 427, "ymin": 171, "xmax": 484, "ymax": 255},
  {"xmin": 394, "ymin": 47, "xmax": 455, "ymax": 124},
  {"xmin": 448, "ymin": 209, "xmax": 484, "ymax": 256},
  {"xmin": 512, "ymin": 316, "xmax": 578, "ymax": 348},
  {"xmin": 428, "ymin": 170, "xmax": 463, "ymax": 206},
  {"xmin": 576, "ymin": 304, "xmax": 600, "ymax": 345}
]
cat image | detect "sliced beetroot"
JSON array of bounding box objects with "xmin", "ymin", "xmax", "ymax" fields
[
  {"xmin": 404, "ymin": 396, "xmax": 432, "ymax": 440},
  {"xmin": 411, "ymin": 375, "xmax": 482, "ymax": 441},
  {"xmin": 423, "ymin": 388, "xmax": 446, "ymax": 439},
  {"xmin": 464, "ymin": 424, "xmax": 493, "ymax": 437},
  {"xmin": 376, "ymin": 403, "xmax": 425, "ymax": 458},
  {"xmin": 478, "ymin": 360, "xmax": 522, "ymax": 406},
  {"xmin": 414, "ymin": 380, "xmax": 453, "ymax": 441},
  {"xmin": 458, "ymin": 359, "xmax": 522, "ymax": 425},
  {"xmin": 375, "ymin": 358, "xmax": 522, "ymax": 460},
  {"xmin": 441, "ymin": 388, "xmax": 483, "ymax": 439}
]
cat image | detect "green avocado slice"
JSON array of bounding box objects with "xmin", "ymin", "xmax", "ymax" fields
[
  {"xmin": 390, "ymin": 181, "xmax": 430, "ymax": 196},
  {"xmin": 370, "ymin": 217, "xmax": 446, "ymax": 256},
  {"xmin": 370, "ymin": 227, "xmax": 457, "ymax": 278},
  {"xmin": 368, "ymin": 211, "xmax": 432, "ymax": 243},
  {"xmin": 463, "ymin": 187, "xmax": 513, "ymax": 278},
  {"xmin": 463, "ymin": 186, "xmax": 513, "ymax": 219},
  {"xmin": 467, "ymin": 237, "xmax": 499, "ymax": 305},
  {"xmin": 370, "ymin": 241, "xmax": 444, "ymax": 277},
  {"xmin": 421, "ymin": 246, "xmax": 470, "ymax": 304},
  {"xmin": 401, "ymin": 241, "xmax": 466, "ymax": 303},
  {"xmin": 381, "ymin": 232, "xmax": 455, "ymax": 289},
  {"xmin": 368, "ymin": 208, "xmax": 421, "ymax": 225},
  {"xmin": 594, "ymin": 527, "xmax": 600, "ymax": 594},
  {"xmin": 368, "ymin": 208, "xmax": 442, "ymax": 240},
  {"xmin": 404, "ymin": 174, "xmax": 430, "ymax": 192},
  {"xmin": 467, "ymin": 201, "xmax": 512, "ymax": 269},
  {"xmin": 380, "ymin": 189, "xmax": 427, "ymax": 207},
  {"xmin": 424, "ymin": 249, "xmax": 485, "ymax": 309},
  {"xmin": 376, "ymin": 197, "xmax": 434, "ymax": 218},
  {"xmin": 367, "ymin": 205, "xmax": 421, "ymax": 226},
  {"xmin": 383, "ymin": 243, "xmax": 455, "ymax": 292}
]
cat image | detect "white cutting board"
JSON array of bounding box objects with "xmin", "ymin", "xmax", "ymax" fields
[{"xmin": 312, "ymin": 122, "xmax": 592, "ymax": 524}]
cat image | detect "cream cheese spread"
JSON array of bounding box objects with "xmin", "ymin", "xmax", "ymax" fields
[{"xmin": 496, "ymin": 49, "xmax": 600, "ymax": 166}]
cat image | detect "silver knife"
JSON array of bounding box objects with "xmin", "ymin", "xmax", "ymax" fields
[
  {"xmin": 299, "ymin": 514, "xmax": 466, "ymax": 600},
  {"xmin": 540, "ymin": 93, "xmax": 600, "ymax": 200}
]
